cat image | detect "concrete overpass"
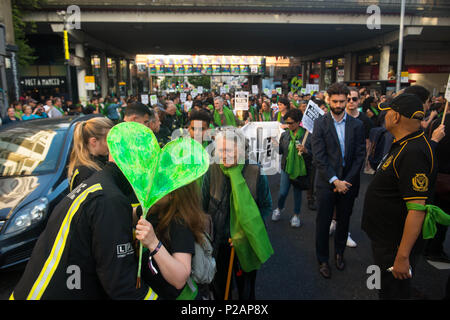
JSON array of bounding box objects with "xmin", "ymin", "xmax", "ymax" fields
[{"xmin": 18, "ymin": 0, "xmax": 450, "ymax": 102}]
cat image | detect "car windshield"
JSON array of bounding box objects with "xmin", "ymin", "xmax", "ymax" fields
[{"xmin": 0, "ymin": 125, "xmax": 67, "ymax": 177}]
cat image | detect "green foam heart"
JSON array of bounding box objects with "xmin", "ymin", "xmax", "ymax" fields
[{"xmin": 107, "ymin": 121, "xmax": 209, "ymax": 215}]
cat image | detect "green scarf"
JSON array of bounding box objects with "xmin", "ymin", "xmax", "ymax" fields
[
  {"xmin": 370, "ymin": 106, "xmax": 380, "ymax": 116},
  {"xmin": 262, "ymin": 111, "xmax": 271, "ymax": 121},
  {"xmin": 406, "ymin": 202, "xmax": 450, "ymax": 239},
  {"xmin": 277, "ymin": 111, "xmax": 282, "ymax": 123},
  {"xmin": 285, "ymin": 128, "xmax": 307, "ymax": 180},
  {"xmin": 214, "ymin": 106, "xmax": 237, "ymax": 127},
  {"xmin": 220, "ymin": 164, "xmax": 274, "ymax": 272}
]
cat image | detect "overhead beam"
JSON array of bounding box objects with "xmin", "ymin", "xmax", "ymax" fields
[
  {"xmin": 298, "ymin": 26, "xmax": 423, "ymax": 62},
  {"xmin": 23, "ymin": 11, "xmax": 450, "ymax": 27}
]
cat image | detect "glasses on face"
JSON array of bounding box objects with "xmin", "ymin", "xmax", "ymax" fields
[{"xmin": 347, "ymin": 97, "xmax": 359, "ymax": 102}]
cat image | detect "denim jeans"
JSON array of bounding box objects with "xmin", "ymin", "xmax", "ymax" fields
[{"xmin": 277, "ymin": 170, "xmax": 302, "ymax": 215}]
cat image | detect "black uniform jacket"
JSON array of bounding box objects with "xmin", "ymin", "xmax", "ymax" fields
[{"xmin": 10, "ymin": 162, "xmax": 158, "ymax": 300}]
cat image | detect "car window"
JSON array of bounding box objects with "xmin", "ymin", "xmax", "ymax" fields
[{"xmin": 0, "ymin": 126, "xmax": 67, "ymax": 177}]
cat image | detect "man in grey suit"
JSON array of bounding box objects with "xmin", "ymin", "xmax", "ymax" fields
[{"xmin": 311, "ymin": 82, "xmax": 366, "ymax": 279}]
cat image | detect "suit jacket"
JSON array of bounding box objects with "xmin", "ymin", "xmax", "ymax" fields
[{"xmin": 311, "ymin": 112, "xmax": 366, "ymax": 195}]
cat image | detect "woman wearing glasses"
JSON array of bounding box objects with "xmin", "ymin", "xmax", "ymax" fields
[{"xmin": 272, "ymin": 108, "xmax": 312, "ymax": 228}]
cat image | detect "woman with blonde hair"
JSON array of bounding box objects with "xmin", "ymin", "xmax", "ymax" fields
[{"xmin": 68, "ymin": 117, "xmax": 114, "ymax": 192}]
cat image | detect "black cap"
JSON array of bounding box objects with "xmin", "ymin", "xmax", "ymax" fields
[{"xmin": 378, "ymin": 93, "xmax": 425, "ymax": 120}]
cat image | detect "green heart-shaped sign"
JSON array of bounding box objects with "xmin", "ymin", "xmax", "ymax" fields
[{"xmin": 107, "ymin": 121, "xmax": 210, "ymax": 215}]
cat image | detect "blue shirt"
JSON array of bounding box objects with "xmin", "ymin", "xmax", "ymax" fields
[{"xmin": 329, "ymin": 112, "xmax": 347, "ymax": 184}]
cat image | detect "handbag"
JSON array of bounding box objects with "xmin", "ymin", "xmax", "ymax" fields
[{"xmin": 289, "ymin": 152, "xmax": 312, "ymax": 191}]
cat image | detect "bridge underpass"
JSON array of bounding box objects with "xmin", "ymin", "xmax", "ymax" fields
[{"xmin": 19, "ymin": 1, "xmax": 450, "ymax": 102}]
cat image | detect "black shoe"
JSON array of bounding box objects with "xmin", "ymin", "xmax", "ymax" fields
[
  {"xmin": 308, "ymin": 199, "xmax": 317, "ymax": 211},
  {"xmin": 335, "ymin": 254, "xmax": 345, "ymax": 271},
  {"xmin": 319, "ymin": 262, "xmax": 331, "ymax": 279},
  {"xmin": 426, "ymin": 251, "xmax": 450, "ymax": 264}
]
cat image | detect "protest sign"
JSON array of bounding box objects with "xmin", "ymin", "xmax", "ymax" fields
[
  {"xmin": 301, "ymin": 99, "xmax": 324, "ymax": 134},
  {"xmin": 241, "ymin": 122, "xmax": 284, "ymax": 175},
  {"xmin": 235, "ymin": 91, "xmax": 249, "ymax": 111},
  {"xmin": 184, "ymin": 101, "xmax": 193, "ymax": 112},
  {"xmin": 252, "ymin": 85, "xmax": 259, "ymax": 95},
  {"xmin": 141, "ymin": 94, "xmax": 149, "ymax": 105},
  {"xmin": 150, "ymin": 95, "xmax": 158, "ymax": 106}
]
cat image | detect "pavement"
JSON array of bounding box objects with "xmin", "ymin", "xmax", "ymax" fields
[
  {"xmin": 255, "ymin": 173, "xmax": 450, "ymax": 300},
  {"xmin": 0, "ymin": 173, "xmax": 449, "ymax": 300}
]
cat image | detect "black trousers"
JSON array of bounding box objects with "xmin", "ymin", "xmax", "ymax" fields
[
  {"xmin": 315, "ymin": 187, "xmax": 356, "ymax": 263},
  {"xmin": 370, "ymin": 240, "xmax": 423, "ymax": 300},
  {"xmin": 210, "ymin": 243, "xmax": 257, "ymax": 300}
]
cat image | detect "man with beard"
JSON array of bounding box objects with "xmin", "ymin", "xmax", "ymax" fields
[{"xmin": 311, "ymin": 82, "xmax": 366, "ymax": 279}]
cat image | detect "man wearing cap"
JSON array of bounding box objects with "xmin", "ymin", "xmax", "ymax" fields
[{"xmin": 362, "ymin": 93, "xmax": 437, "ymax": 300}]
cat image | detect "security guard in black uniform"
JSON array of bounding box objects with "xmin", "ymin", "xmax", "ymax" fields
[
  {"xmin": 10, "ymin": 160, "xmax": 158, "ymax": 300},
  {"xmin": 362, "ymin": 93, "xmax": 436, "ymax": 300}
]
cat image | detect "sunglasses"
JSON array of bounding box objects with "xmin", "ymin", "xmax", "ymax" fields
[{"xmin": 347, "ymin": 97, "xmax": 359, "ymax": 102}]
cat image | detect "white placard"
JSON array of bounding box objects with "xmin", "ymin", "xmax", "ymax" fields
[
  {"xmin": 305, "ymin": 84, "xmax": 319, "ymax": 95},
  {"xmin": 198, "ymin": 86, "xmax": 203, "ymax": 94},
  {"xmin": 445, "ymin": 74, "xmax": 450, "ymax": 101},
  {"xmin": 180, "ymin": 92, "xmax": 187, "ymax": 103},
  {"xmin": 276, "ymin": 87, "xmax": 282, "ymax": 95},
  {"xmin": 224, "ymin": 85, "xmax": 230, "ymax": 93},
  {"xmin": 220, "ymin": 87, "xmax": 226, "ymax": 95},
  {"xmin": 141, "ymin": 94, "xmax": 149, "ymax": 105},
  {"xmin": 191, "ymin": 89, "xmax": 198, "ymax": 98},
  {"xmin": 184, "ymin": 101, "xmax": 193, "ymax": 112},
  {"xmin": 235, "ymin": 91, "xmax": 249, "ymax": 111},
  {"xmin": 241, "ymin": 121, "xmax": 284, "ymax": 175},
  {"xmin": 252, "ymin": 85, "xmax": 259, "ymax": 95},
  {"xmin": 301, "ymin": 99, "xmax": 324, "ymax": 133},
  {"xmin": 150, "ymin": 95, "xmax": 158, "ymax": 106}
]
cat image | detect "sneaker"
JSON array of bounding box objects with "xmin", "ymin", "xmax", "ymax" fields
[
  {"xmin": 290, "ymin": 215, "xmax": 301, "ymax": 227},
  {"xmin": 346, "ymin": 232, "xmax": 357, "ymax": 248},
  {"xmin": 272, "ymin": 208, "xmax": 282, "ymax": 221},
  {"xmin": 329, "ymin": 220, "xmax": 336, "ymax": 236}
]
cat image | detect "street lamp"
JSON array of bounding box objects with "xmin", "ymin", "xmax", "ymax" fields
[
  {"xmin": 396, "ymin": 0, "xmax": 406, "ymax": 93},
  {"xmin": 56, "ymin": 10, "xmax": 73, "ymax": 102}
]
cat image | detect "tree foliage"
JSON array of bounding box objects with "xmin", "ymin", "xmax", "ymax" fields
[{"xmin": 11, "ymin": 0, "xmax": 45, "ymax": 69}]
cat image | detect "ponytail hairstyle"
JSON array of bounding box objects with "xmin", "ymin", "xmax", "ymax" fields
[{"xmin": 68, "ymin": 117, "xmax": 114, "ymax": 180}]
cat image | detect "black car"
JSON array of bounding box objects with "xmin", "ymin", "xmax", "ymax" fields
[{"xmin": 0, "ymin": 115, "xmax": 100, "ymax": 269}]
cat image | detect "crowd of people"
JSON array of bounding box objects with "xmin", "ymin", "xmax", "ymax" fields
[{"xmin": 4, "ymin": 82, "xmax": 450, "ymax": 301}]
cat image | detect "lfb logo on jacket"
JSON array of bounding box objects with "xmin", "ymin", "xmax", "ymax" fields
[{"xmin": 116, "ymin": 242, "xmax": 134, "ymax": 258}]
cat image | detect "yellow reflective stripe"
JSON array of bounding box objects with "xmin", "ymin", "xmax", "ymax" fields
[
  {"xmin": 69, "ymin": 169, "xmax": 79, "ymax": 192},
  {"xmin": 143, "ymin": 287, "xmax": 158, "ymax": 300},
  {"xmin": 9, "ymin": 293, "xmax": 14, "ymax": 300},
  {"xmin": 26, "ymin": 184, "xmax": 102, "ymax": 300},
  {"xmin": 131, "ymin": 203, "xmax": 141, "ymax": 208}
]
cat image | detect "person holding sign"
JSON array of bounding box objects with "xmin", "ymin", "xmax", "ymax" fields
[
  {"xmin": 213, "ymin": 97, "xmax": 237, "ymax": 127},
  {"xmin": 311, "ymin": 83, "xmax": 366, "ymax": 279},
  {"xmin": 272, "ymin": 109, "xmax": 311, "ymax": 228}
]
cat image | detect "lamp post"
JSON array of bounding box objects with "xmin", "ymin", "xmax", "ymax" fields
[
  {"xmin": 57, "ymin": 10, "xmax": 73, "ymax": 102},
  {"xmin": 396, "ymin": 0, "xmax": 406, "ymax": 93}
]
